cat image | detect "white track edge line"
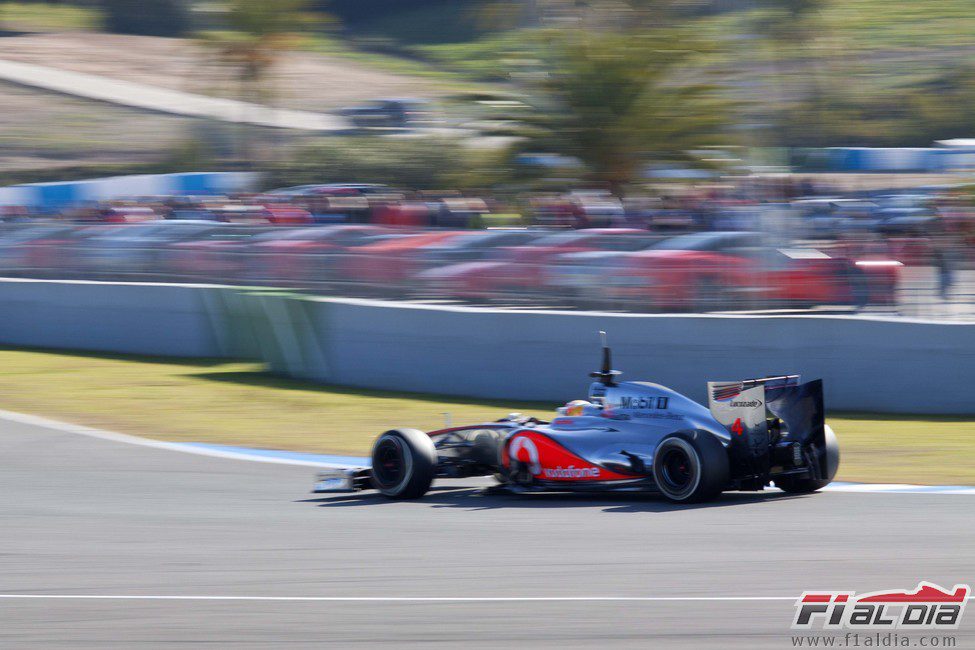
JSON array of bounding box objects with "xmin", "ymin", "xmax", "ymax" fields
[
  {"xmin": 0, "ymin": 594, "xmax": 972, "ymax": 602},
  {"xmin": 0, "ymin": 409, "xmax": 325, "ymax": 467},
  {"xmin": 3, "ymin": 408, "xmax": 974, "ymax": 493},
  {"xmin": 0, "ymin": 595, "xmax": 803, "ymax": 602}
]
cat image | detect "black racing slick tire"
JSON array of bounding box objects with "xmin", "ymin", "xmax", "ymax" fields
[
  {"xmin": 652, "ymin": 431, "xmax": 729, "ymax": 503},
  {"xmin": 774, "ymin": 424, "xmax": 840, "ymax": 494},
  {"xmin": 370, "ymin": 429, "xmax": 437, "ymax": 499}
]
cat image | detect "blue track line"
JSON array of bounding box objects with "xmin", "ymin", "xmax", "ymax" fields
[
  {"xmin": 177, "ymin": 443, "xmax": 975, "ymax": 494},
  {"xmin": 177, "ymin": 443, "xmax": 368, "ymax": 467}
]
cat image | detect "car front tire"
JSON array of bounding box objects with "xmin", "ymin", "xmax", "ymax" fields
[{"xmin": 370, "ymin": 428, "xmax": 437, "ymax": 499}]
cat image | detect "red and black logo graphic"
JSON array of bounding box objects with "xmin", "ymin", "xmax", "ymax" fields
[
  {"xmin": 711, "ymin": 382, "xmax": 743, "ymax": 402},
  {"xmin": 793, "ymin": 582, "xmax": 969, "ymax": 630},
  {"xmin": 503, "ymin": 431, "xmax": 633, "ymax": 482}
]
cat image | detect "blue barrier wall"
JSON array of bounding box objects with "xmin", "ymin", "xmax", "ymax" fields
[
  {"xmin": 823, "ymin": 147, "xmax": 975, "ymax": 172},
  {"xmin": 0, "ymin": 172, "xmax": 258, "ymax": 212}
]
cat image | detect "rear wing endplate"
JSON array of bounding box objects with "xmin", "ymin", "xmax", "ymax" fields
[{"xmin": 708, "ymin": 376, "xmax": 827, "ymax": 478}]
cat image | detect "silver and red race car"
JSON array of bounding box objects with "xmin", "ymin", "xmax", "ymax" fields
[{"xmin": 314, "ymin": 334, "xmax": 840, "ymax": 503}]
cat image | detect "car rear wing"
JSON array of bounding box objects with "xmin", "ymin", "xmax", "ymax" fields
[
  {"xmin": 710, "ymin": 374, "xmax": 801, "ymax": 398},
  {"xmin": 708, "ymin": 376, "xmax": 828, "ymax": 480}
]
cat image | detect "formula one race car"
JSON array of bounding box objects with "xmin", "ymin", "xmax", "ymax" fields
[{"xmin": 313, "ymin": 334, "xmax": 839, "ymax": 503}]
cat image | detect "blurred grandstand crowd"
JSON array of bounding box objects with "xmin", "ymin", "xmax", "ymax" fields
[{"xmin": 0, "ymin": 179, "xmax": 972, "ymax": 316}]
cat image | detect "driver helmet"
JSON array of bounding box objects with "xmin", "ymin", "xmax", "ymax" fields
[{"xmin": 563, "ymin": 399, "xmax": 592, "ymax": 417}]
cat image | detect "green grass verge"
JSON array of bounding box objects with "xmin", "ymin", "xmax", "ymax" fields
[
  {"xmin": 0, "ymin": 348, "xmax": 545, "ymax": 456},
  {"xmin": 0, "ymin": 2, "xmax": 99, "ymax": 32},
  {"xmin": 0, "ymin": 347, "xmax": 971, "ymax": 485}
]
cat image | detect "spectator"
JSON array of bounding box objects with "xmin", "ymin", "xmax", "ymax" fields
[{"xmin": 932, "ymin": 237, "xmax": 956, "ymax": 301}]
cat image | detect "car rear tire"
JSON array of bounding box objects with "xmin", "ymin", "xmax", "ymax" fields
[
  {"xmin": 370, "ymin": 428, "xmax": 437, "ymax": 499},
  {"xmin": 774, "ymin": 425, "xmax": 840, "ymax": 494},
  {"xmin": 652, "ymin": 431, "xmax": 729, "ymax": 503}
]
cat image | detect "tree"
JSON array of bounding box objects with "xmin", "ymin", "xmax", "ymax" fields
[
  {"xmin": 207, "ymin": 0, "xmax": 318, "ymax": 98},
  {"xmin": 267, "ymin": 137, "xmax": 512, "ymax": 191},
  {"xmin": 752, "ymin": 0, "xmax": 828, "ymax": 144},
  {"xmin": 759, "ymin": 0, "xmax": 824, "ymax": 44},
  {"xmin": 516, "ymin": 29, "xmax": 727, "ymax": 195},
  {"xmin": 102, "ymin": 0, "xmax": 189, "ymax": 37},
  {"xmin": 202, "ymin": 0, "xmax": 320, "ymax": 163}
]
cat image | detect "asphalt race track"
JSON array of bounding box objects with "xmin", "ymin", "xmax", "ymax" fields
[{"xmin": 2, "ymin": 418, "xmax": 973, "ymax": 649}]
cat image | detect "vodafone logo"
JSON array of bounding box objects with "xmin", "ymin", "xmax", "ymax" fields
[
  {"xmin": 505, "ymin": 431, "xmax": 630, "ymax": 482},
  {"xmin": 508, "ymin": 435, "xmax": 542, "ymax": 475},
  {"xmin": 543, "ymin": 466, "xmax": 600, "ymax": 479}
]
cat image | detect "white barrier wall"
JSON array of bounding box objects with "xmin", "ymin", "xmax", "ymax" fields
[
  {"xmin": 0, "ymin": 279, "xmax": 226, "ymax": 357},
  {"xmin": 293, "ymin": 298, "xmax": 975, "ymax": 414},
  {"xmin": 0, "ymin": 280, "xmax": 972, "ymax": 414}
]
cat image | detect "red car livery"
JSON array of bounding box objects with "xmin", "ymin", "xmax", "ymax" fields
[{"xmin": 502, "ymin": 430, "xmax": 635, "ymax": 482}]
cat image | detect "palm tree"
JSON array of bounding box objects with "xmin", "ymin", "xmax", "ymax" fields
[
  {"xmin": 755, "ymin": 0, "xmax": 828, "ymax": 146},
  {"xmin": 517, "ymin": 29, "xmax": 727, "ymax": 195},
  {"xmin": 203, "ymin": 0, "xmax": 318, "ymax": 162}
]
